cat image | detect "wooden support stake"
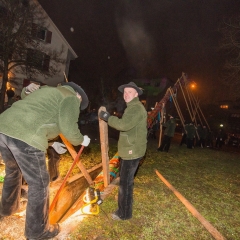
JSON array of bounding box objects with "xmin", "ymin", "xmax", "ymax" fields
[
  {"xmin": 60, "ymin": 134, "xmax": 93, "ymax": 185},
  {"xmin": 155, "ymin": 169, "xmax": 226, "ymax": 240},
  {"xmin": 158, "ymin": 103, "xmax": 165, "ymax": 148},
  {"xmin": 98, "ymin": 106, "xmax": 110, "ymax": 188}
]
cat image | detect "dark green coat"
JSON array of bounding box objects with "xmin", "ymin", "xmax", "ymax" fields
[
  {"xmin": 0, "ymin": 85, "xmax": 84, "ymax": 152},
  {"xmin": 185, "ymin": 124, "xmax": 196, "ymax": 139},
  {"xmin": 108, "ymin": 97, "xmax": 147, "ymax": 160},
  {"xmin": 163, "ymin": 118, "xmax": 176, "ymax": 137}
]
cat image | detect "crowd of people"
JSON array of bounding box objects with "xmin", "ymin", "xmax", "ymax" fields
[{"xmin": 150, "ymin": 116, "xmax": 230, "ymax": 151}]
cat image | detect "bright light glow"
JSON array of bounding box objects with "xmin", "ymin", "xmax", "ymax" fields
[
  {"xmin": 6, "ymin": 82, "xmax": 11, "ymax": 89},
  {"xmin": 220, "ymin": 105, "xmax": 228, "ymax": 109},
  {"xmin": 220, "ymin": 124, "xmax": 223, "ymax": 127}
]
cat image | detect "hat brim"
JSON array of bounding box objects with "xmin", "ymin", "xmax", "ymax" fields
[
  {"xmin": 118, "ymin": 84, "xmax": 143, "ymax": 95},
  {"xmin": 62, "ymin": 82, "xmax": 89, "ymax": 110}
]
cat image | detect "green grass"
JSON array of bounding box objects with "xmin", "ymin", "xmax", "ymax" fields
[{"xmin": 65, "ymin": 139, "xmax": 240, "ymax": 240}]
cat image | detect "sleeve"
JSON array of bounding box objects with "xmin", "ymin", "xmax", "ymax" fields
[
  {"xmin": 20, "ymin": 88, "xmax": 28, "ymax": 100},
  {"xmin": 58, "ymin": 96, "xmax": 84, "ymax": 146},
  {"xmin": 108, "ymin": 105, "xmax": 144, "ymax": 132}
]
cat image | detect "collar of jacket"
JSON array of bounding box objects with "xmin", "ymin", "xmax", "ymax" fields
[
  {"xmin": 126, "ymin": 97, "xmax": 139, "ymax": 106},
  {"xmin": 59, "ymin": 85, "xmax": 81, "ymax": 107}
]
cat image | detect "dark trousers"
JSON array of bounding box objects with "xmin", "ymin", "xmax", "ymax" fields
[
  {"xmin": 158, "ymin": 135, "xmax": 172, "ymax": 152},
  {"xmin": 187, "ymin": 138, "xmax": 194, "ymax": 149},
  {"xmin": 116, "ymin": 157, "xmax": 141, "ymax": 220},
  {"xmin": 180, "ymin": 134, "xmax": 187, "ymax": 146},
  {"xmin": 47, "ymin": 146, "xmax": 60, "ymax": 182},
  {"xmin": 0, "ymin": 134, "xmax": 50, "ymax": 239}
]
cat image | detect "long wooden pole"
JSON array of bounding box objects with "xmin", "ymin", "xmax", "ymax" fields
[
  {"xmin": 155, "ymin": 169, "xmax": 226, "ymax": 240},
  {"xmin": 158, "ymin": 103, "xmax": 165, "ymax": 148},
  {"xmin": 98, "ymin": 106, "xmax": 110, "ymax": 187}
]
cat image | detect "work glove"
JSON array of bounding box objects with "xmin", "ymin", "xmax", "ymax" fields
[
  {"xmin": 25, "ymin": 83, "xmax": 40, "ymax": 93},
  {"xmin": 82, "ymin": 135, "xmax": 91, "ymax": 147},
  {"xmin": 51, "ymin": 142, "xmax": 67, "ymax": 154},
  {"xmin": 99, "ymin": 111, "xmax": 110, "ymax": 122}
]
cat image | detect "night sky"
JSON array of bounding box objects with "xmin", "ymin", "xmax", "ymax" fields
[{"xmin": 38, "ymin": 0, "xmax": 240, "ymax": 103}]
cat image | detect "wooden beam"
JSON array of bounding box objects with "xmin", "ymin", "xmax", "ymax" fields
[
  {"xmin": 98, "ymin": 106, "xmax": 110, "ymax": 187},
  {"xmin": 155, "ymin": 169, "xmax": 226, "ymax": 240},
  {"xmin": 49, "ymin": 165, "xmax": 102, "ymax": 224}
]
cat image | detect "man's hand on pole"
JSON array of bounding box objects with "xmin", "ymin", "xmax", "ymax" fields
[
  {"xmin": 99, "ymin": 111, "xmax": 110, "ymax": 122},
  {"xmin": 82, "ymin": 135, "xmax": 90, "ymax": 147}
]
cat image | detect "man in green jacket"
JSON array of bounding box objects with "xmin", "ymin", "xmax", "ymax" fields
[
  {"xmin": 157, "ymin": 115, "xmax": 176, "ymax": 152},
  {"xmin": 0, "ymin": 82, "xmax": 90, "ymax": 240},
  {"xmin": 99, "ymin": 82, "xmax": 147, "ymax": 220},
  {"xmin": 185, "ymin": 122, "xmax": 196, "ymax": 149}
]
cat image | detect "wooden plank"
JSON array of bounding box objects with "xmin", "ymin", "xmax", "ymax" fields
[
  {"xmin": 98, "ymin": 107, "xmax": 110, "ymax": 187},
  {"xmin": 49, "ymin": 165, "xmax": 102, "ymax": 224},
  {"xmin": 155, "ymin": 169, "xmax": 226, "ymax": 240}
]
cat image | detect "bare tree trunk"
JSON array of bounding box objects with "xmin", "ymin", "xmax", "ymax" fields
[{"xmin": 0, "ymin": 63, "xmax": 8, "ymax": 113}]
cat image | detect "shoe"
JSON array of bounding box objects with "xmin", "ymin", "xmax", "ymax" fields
[
  {"xmin": 111, "ymin": 212, "xmax": 122, "ymax": 220},
  {"xmin": 27, "ymin": 223, "xmax": 60, "ymax": 240}
]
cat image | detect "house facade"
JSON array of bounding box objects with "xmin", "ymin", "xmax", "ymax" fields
[{"xmin": 1, "ymin": 0, "xmax": 77, "ymax": 97}]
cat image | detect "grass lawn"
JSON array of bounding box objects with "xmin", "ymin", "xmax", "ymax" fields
[{"xmin": 66, "ymin": 136, "xmax": 240, "ymax": 240}]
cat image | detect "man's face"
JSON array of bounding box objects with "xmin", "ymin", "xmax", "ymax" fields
[{"xmin": 123, "ymin": 87, "xmax": 138, "ymax": 103}]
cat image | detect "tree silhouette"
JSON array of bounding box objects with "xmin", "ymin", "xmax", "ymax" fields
[
  {"xmin": 0, "ymin": 0, "xmax": 65, "ymax": 112},
  {"xmin": 219, "ymin": 15, "xmax": 240, "ymax": 99}
]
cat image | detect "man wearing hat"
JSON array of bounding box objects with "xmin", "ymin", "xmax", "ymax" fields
[
  {"xmin": 157, "ymin": 115, "xmax": 176, "ymax": 152},
  {"xmin": 0, "ymin": 82, "xmax": 90, "ymax": 239},
  {"xmin": 99, "ymin": 81, "xmax": 147, "ymax": 221}
]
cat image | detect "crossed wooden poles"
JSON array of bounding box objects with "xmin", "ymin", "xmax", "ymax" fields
[{"xmin": 49, "ymin": 134, "xmax": 94, "ymax": 213}]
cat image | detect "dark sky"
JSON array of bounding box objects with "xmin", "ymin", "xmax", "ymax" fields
[{"xmin": 38, "ymin": 0, "xmax": 240, "ymax": 103}]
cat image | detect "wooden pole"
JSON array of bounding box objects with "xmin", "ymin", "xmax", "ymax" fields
[
  {"xmin": 60, "ymin": 134, "xmax": 93, "ymax": 185},
  {"xmin": 98, "ymin": 106, "xmax": 110, "ymax": 187},
  {"xmin": 155, "ymin": 169, "xmax": 226, "ymax": 240},
  {"xmin": 158, "ymin": 103, "xmax": 165, "ymax": 148},
  {"xmin": 49, "ymin": 145, "xmax": 85, "ymax": 213}
]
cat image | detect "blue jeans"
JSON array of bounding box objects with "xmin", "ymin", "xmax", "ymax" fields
[
  {"xmin": 115, "ymin": 157, "xmax": 141, "ymax": 220},
  {"xmin": 0, "ymin": 134, "xmax": 50, "ymax": 239}
]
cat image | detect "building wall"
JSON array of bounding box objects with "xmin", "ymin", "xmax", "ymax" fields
[{"xmin": 7, "ymin": 1, "xmax": 77, "ymax": 96}]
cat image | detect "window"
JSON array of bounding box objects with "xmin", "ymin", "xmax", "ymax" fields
[
  {"xmin": 27, "ymin": 48, "xmax": 50, "ymax": 71},
  {"xmin": 31, "ymin": 23, "xmax": 52, "ymax": 43},
  {"xmin": 220, "ymin": 105, "xmax": 228, "ymax": 109}
]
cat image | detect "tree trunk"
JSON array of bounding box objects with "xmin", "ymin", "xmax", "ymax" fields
[{"xmin": 0, "ymin": 65, "xmax": 8, "ymax": 113}]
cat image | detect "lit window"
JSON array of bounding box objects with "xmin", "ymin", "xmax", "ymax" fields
[{"xmin": 220, "ymin": 105, "xmax": 228, "ymax": 109}]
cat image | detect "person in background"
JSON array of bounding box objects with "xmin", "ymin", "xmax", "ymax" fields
[
  {"xmin": 99, "ymin": 81, "xmax": 147, "ymax": 221},
  {"xmin": 157, "ymin": 115, "xmax": 176, "ymax": 152},
  {"xmin": 179, "ymin": 123, "xmax": 187, "ymax": 146},
  {"xmin": 215, "ymin": 128, "xmax": 225, "ymax": 149},
  {"xmin": 199, "ymin": 125, "xmax": 208, "ymax": 148},
  {"xmin": 185, "ymin": 122, "xmax": 196, "ymax": 149},
  {"xmin": 0, "ymin": 82, "xmax": 90, "ymax": 240}
]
